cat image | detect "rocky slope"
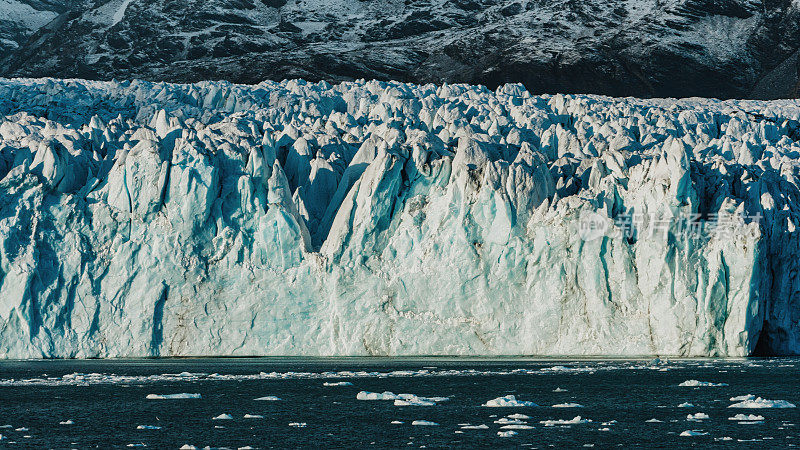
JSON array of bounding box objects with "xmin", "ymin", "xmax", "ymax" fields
[
  {"xmin": 0, "ymin": 78, "xmax": 799, "ymax": 357},
  {"xmin": 1, "ymin": 0, "xmax": 800, "ymax": 99}
]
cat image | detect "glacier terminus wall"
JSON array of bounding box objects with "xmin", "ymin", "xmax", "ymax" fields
[{"xmin": 0, "ymin": 78, "xmax": 799, "ymax": 357}]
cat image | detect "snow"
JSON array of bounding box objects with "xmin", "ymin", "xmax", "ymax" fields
[
  {"xmin": 112, "ymin": 0, "xmax": 134, "ymax": 27},
  {"xmin": 678, "ymin": 380, "xmax": 728, "ymax": 387},
  {"xmin": 0, "ymin": 78, "xmax": 798, "ymax": 358},
  {"xmin": 540, "ymin": 416, "xmax": 591, "ymax": 426},
  {"xmin": 483, "ymin": 395, "xmax": 538, "ymax": 407},
  {"xmin": 146, "ymin": 393, "xmax": 201, "ymax": 400},
  {"xmin": 729, "ymin": 397, "xmax": 796, "ymax": 408},
  {"xmin": 0, "ymin": 1, "xmax": 58, "ymax": 32},
  {"xmin": 411, "ymin": 420, "xmax": 438, "ymax": 426}
]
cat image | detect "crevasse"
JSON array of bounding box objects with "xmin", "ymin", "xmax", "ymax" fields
[{"xmin": 0, "ymin": 78, "xmax": 798, "ymax": 357}]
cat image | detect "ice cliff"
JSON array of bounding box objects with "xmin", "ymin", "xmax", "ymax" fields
[{"xmin": 0, "ymin": 78, "xmax": 799, "ymax": 358}]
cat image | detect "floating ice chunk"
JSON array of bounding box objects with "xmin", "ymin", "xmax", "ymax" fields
[
  {"xmin": 729, "ymin": 397, "xmax": 796, "ymax": 408},
  {"xmin": 127, "ymin": 444, "xmax": 146, "ymax": 448},
  {"xmin": 146, "ymin": 393, "xmax": 201, "ymax": 400},
  {"xmin": 500, "ymin": 424, "xmax": 534, "ymax": 430},
  {"xmin": 390, "ymin": 421, "xmax": 403, "ymax": 424},
  {"xmin": 679, "ymin": 430, "xmax": 708, "ymax": 436},
  {"xmin": 540, "ymin": 416, "xmax": 591, "ymax": 426},
  {"xmin": 553, "ymin": 387, "xmax": 568, "ymax": 392},
  {"xmin": 483, "ymin": 395, "xmax": 538, "ymax": 407},
  {"xmin": 497, "ymin": 430, "xmax": 517, "ymax": 437},
  {"xmin": 59, "ymin": 420, "xmax": 74, "ymax": 425},
  {"xmin": 180, "ymin": 446, "xmax": 197, "ymax": 450},
  {"xmin": 15, "ymin": 428, "xmax": 28, "ymax": 431},
  {"xmin": 243, "ymin": 414, "xmax": 264, "ymax": 419},
  {"xmin": 679, "ymin": 380, "xmax": 728, "ymax": 387},
  {"xmin": 729, "ymin": 414, "xmax": 765, "ymax": 421},
  {"xmin": 646, "ymin": 418, "xmax": 663, "ymax": 423},
  {"xmin": 136, "ymin": 425, "xmax": 161, "ymax": 430},
  {"xmin": 687, "ymin": 413, "xmax": 709, "ymax": 421},
  {"xmin": 730, "ymin": 394, "xmax": 755, "ymax": 401},
  {"xmin": 598, "ymin": 427, "xmax": 610, "ymax": 431},
  {"xmin": 553, "ymin": 403, "xmax": 583, "ymax": 408},
  {"xmin": 507, "ymin": 414, "xmax": 530, "ymax": 419},
  {"xmin": 357, "ymin": 391, "xmax": 398, "ymax": 400},
  {"xmin": 323, "ymin": 382, "xmax": 353, "ymax": 386},
  {"xmin": 238, "ymin": 447, "xmax": 255, "ymax": 450},
  {"xmin": 495, "ymin": 417, "xmax": 526, "ymax": 425},
  {"xmin": 677, "ymin": 402, "xmax": 695, "ymax": 408},
  {"xmin": 212, "ymin": 414, "xmax": 233, "ymax": 420},
  {"xmin": 289, "ymin": 422, "xmax": 307, "ymax": 427},
  {"xmin": 460, "ymin": 424, "xmax": 489, "ymax": 429},
  {"xmin": 411, "ymin": 420, "xmax": 438, "ymax": 426},
  {"xmin": 254, "ymin": 396, "xmax": 281, "ymax": 401}
]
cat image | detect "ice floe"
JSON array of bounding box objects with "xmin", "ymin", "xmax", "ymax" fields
[
  {"xmin": 146, "ymin": 393, "xmax": 201, "ymax": 400},
  {"xmin": 59, "ymin": 420, "xmax": 74, "ymax": 425},
  {"xmin": 289, "ymin": 422, "xmax": 307, "ymax": 427},
  {"xmin": 483, "ymin": 395, "xmax": 538, "ymax": 407},
  {"xmin": 254, "ymin": 396, "xmax": 281, "ymax": 401},
  {"xmin": 497, "ymin": 430, "xmax": 517, "ymax": 437},
  {"xmin": 136, "ymin": 425, "xmax": 161, "ymax": 430},
  {"xmin": 411, "ymin": 420, "xmax": 438, "ymax": 426},
  {"xmin": 729, "ymin": 397, "xmax": 796, "ymax": 408},
  {"xmin": 460, "ymin": 424, "xmax": 489, "ymax": 429},
  {"xmin": 679, "ymin": 430, "xmax": 708, "ymax": 436},
  {"xmin": 243, "ymin": 414, "xmax": 264, "ymax": 419},
  {"xmin": 323, "ymin": 382, "xmax": 353, "ymax": 386},
  {"xmin": 687, "ymin": 413, "xmax": 709, "ymax": 421},
  {"xmin": 552, "ymin": 403, "xmax": 583, "ymax": 408},
  {"xmin": 678, "ymin": 380, "xmax": 728, "ymax": 387},
  {"xmin": 212, "ymin": 414, "xmax": 233, "ymax": 420},
  {"xmin": 540, "ymin": 416, "xmax": 591, "ymax": 426}
]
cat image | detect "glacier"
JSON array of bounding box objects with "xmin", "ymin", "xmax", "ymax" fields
[{"xmin": 0, "ymin": 77, "xmax": 799, "ymax": 358}]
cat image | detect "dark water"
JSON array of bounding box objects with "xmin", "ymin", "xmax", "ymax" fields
[{"xmin": 0, "ymin": 358, "xmax": 797, "ymax": 449}]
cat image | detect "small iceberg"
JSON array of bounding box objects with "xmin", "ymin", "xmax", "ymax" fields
[
  {"xmin": 411, "ymin": 420, "xmax": 438, "ymax": 426},
  {"xmin": 540, "ymin": 416, "xmax": 591, "ymax": 426},
  {"xmin": 646, "ymin": 419, "xmax": 663, "ymax": 423},
  {"xmin": 483, "ymin": 395, "xmax": 538, "ymax": 407},
  {"xmin": 677, "ymin": 402, "xmax": 695, "ymax": 408},
  {"xmin": 243, "ymin": 414, "xmax": 264, "ymax": 419},
  {"xmin": 500, "ymin": 424, "xmax": 534, "ymax": 430},
  {"xmin": 288, "ymin": 422, "xmax": 307, "ymax": 427},
  {"xmin": 146, "ymin": 393, "xmax": 201, "ymax": 400},
  {"xmin": 254, "ymin": 396, "xmax": 281, "ymax": 401},
  {"xmin": 687, "ymin": 413, "xmax": 709, "ymax": 421},
  {"xmin": 497, "ymin": 430, "xmax": 517, "ymax": 437},
  {"xmin": 729, "ymin": 397, "xmax": 796, "ymax": 409},
  {"xmin": 212, "ymin": 414, "xmax": 233, "ymax": 420},
  {"xmin": 460, "ymin": 424, "xmax": 489, "ymax": 429},
  {"xmin": 679, "ymin": 430, "xmax": 708, "ymax": 436},
  {"xmin": 323, "ymin": 382, "xmax": 353, "ymax": 386},
  {"xmin": 552, "ymin": 403, "xmax": 583, "ymax": 408},
  {"xmin": 729, "ymin": 414, "xmax": 765, "ymax": 421},
  {"xmin": 136, "ymin": 425, "xmax": 162, "ymax": 430},
  {"xmin": 507, "ymin": 414, "xmax": 530, "ymax": 419},
  {"xmin": 59, "ymin": 420, "xmax": 74, "ymax": 425},
  {"xmin": 553, "ymin": 387, "xmax": 568, "ymax": 392},
  {"xmin": 679, "ymin": 380, "xmax": 728, "ymax": 387}
]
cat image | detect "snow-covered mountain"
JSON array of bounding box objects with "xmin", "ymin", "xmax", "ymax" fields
[
  {"xmin": 0, "ymin": 78, "xmax": 798, "ymax": 357},
  {"xmin": 1, "ymin": 0, "xmax": 800, "ymax": 99}
]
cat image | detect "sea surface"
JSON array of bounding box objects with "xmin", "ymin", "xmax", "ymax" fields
[{"xmin": 0, "ymin": 358, "xmax": 797, "ymax": 448}]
